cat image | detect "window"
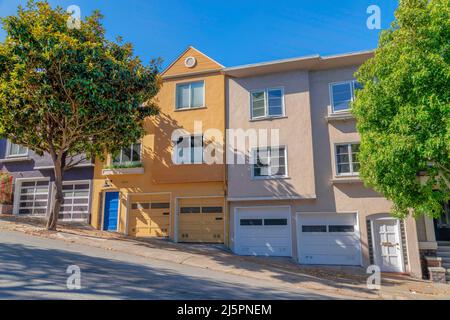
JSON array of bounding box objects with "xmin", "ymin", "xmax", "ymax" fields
[
  {"xmin": 7, "ymin": 141, "xmax": 28, "ymax": 158},
  {"xmin": 180, "ymin": 207, "xmax": 201, "ymax": 214},
  {"xmin": 329, "ymin": 225, "xmax": 355, "ymax": 233},
  {"xmin": 113, "ymin": 143, "xmax": 141, "ymax": 166},
  {"xmin": 264, "ymin": 219, "xmax": 288, "ymax": 226},
  {"xmin": 335, "ymin": 143, "xmax": 360, "ymax": 175},
  {"xmin": 240, "ymin": 219, "xmax": 263, "ymax": 226},
  {"xmin": 302, "ymin": 225, "xmax": 327, "ymax": 233},
  {"xmin": 251, "ymin": 88, "xmax": 284, "ymax": 119},
  {"xmin": 176, "ymin": 81, "xmax": 205, "ymax": 109},
  {"xmin": 174, "ymin": 135, "xmax": 203, "ymax": 164},
  {"xmin": 330, "ymin": 81, "xmax": 362, "ymax": 113},
  {"xmin": 253, "ymin": 147, "xmax": 287, "ymax": 178},
  {"xmin": 202, "ymin": 207, "xmax": 223, "ymax": 213}
]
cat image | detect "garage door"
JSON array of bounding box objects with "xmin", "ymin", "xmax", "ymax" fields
[
  {"xmin": 18, "ymin": 180, "xmax": 50, "ymax": 216},
  {"xmin": 234, "ymin": 207, "xmax": 292, "ymax": 257},
  {"xmin": 178, "ymin": 197, "xmax": 224, "ymax": 243},
  {"xmin": 60, "ymin": 182, "xmax": 91, "ymax": 221},
  {"xmin": 129, "ymin": 194, "xmax": 170, "ymax": 238},
  {"xmin": 297, "ymin": 213, "xmax": 361, "ymax": 266}
]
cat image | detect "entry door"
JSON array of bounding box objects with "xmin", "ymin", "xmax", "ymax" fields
[
  {"xmin": 373, "ymin": 219, "xmax": 403, "ymax": 272},
  {"xmin": 103, "ymin": 192, "xmax": 119, "ymax": 231}
]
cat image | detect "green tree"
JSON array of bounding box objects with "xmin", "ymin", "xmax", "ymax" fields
[
  {"xmin": 353, "ymin": 0, "xmax": 450, "ymax": 218},
  {"xmin": 0, "ymin": 1, "xmax": 160, "ymax": 229}
]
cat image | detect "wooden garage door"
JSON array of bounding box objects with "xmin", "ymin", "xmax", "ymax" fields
[
  {"xmin": 129, "ymin": 194, "xmax": 170, "ymax": 238},
  {"xmin": 178, "ymin": 197, "xmax": 224, "ymax": 243}
]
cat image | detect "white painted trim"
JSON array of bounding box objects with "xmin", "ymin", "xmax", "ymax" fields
[
  {"xmin": 328, "ymin": 80, "xmax": 358, "ymax": 114},
  {"xmin": 175, "ymin": 80, "xmax": 206, "ymax": 111},
  {"xmin": 233, "ymin": 205, "xmax": 293, "ymax": 257},
  {"xmin": 250, "ymin": 145, "xmax": 289, "ymax": 180},
  {"xmin": 33, "ymin": 163, "xmax": 94, "ymax": 170},
  {"xmin": 5, "ymin": 139, "xmax": 29, "ymax": 159},
  {"xmin": 333, "ymin": 142, "xmax": 361, "ymax": 177},
  {"xmin": 249, "ymin": 87, "xmax": 285, "ymax": 120}
]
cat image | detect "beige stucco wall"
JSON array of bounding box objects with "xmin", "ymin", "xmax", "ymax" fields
[
  {"xmin": 227, "ymin": 70, "xmax": 316, "ymax": 200},
  {"xmin": 227, "ymin": 66, "xmax": 423, "ymax": 278}
]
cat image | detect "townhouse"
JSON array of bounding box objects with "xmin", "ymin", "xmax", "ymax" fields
[
  {"xmin": 1, "ymin": 46, "xmax": 447, "ymax": 282},
  {"xmin": 0, "ymin": 139, "xmax": 94, "ymax": 221},
  {"xmin": 223, "ymin": 52, "xmax": 423, "ymax": 278},
  {"xmin": 90, "ymin": 47, "xmax": 228, "ymax": 243}
]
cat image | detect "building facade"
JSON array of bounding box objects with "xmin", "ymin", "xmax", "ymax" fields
[
  {"xmin": 0, "ymin": 139, "xmax": 94, "ymax": 221},
  {"xmin": 89, "ymin": 47, "xmax": 228, "ymax": 244},
  {"xmin": 224, "ymin": 52, "xmax": 423, "ymax": 278}
]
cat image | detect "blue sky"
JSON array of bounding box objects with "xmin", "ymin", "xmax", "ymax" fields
[{"xmin": 0, "ymin": 0, "xmax": 399, "ymax": 69}]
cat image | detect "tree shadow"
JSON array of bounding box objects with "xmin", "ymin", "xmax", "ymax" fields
[{"xmin": 0, "ymin": 241, "xmax": 330, "ymax": 300}]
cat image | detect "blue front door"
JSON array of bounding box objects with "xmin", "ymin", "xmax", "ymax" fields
[{"xmin": 103, "ymin": 192, "xmax": 119, "ymax": 231}]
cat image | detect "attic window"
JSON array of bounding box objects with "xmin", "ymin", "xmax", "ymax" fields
[{"xmin": 184, "ymin": 56, "xmax": 197, "ymax": 68}]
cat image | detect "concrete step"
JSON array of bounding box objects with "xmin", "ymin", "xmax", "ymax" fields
[
  {"xmin": 437, "ymin": 246, "xmax": 450, "ymax": 252},
  {"xmin": 438, "ymin": 251, "xmax": 450, "ymax": 257}
]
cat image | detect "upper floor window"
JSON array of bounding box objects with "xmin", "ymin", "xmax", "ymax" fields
[
  {"xmin": 6, "ymin": 141, "xmax": 28, "ymax": 158},
  {"xmin": 330, "ymin": 81, "xmax": 362, "ymax": 113},
  {"xmin": 251, "ymin": 88, "xmax": 284, "ymax": 119},
  {"xmin": 252, "ymin": 146, "xmax": 287, "ymax": 179},
  {"xmin": 174, "ymin": 135, "xmax": 203, "ymax": 165},
  {"xmin": 113, "ymin": 143, "xmax": 141, "ymax": 166},
  {"xmin": 176, "ymin": 81, "xmax": 205, "ymax": 110},
  {"xmin": 335, "ymin": 143, "xmax": 360, "ymax": 175}
]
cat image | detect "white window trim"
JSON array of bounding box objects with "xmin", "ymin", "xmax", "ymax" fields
[
  {"xmin": 335, "ymin": 142, "xmax": 360, "ymax": 177},
  {"xmin": 111, "ymin": 142, "xmax": 142, "ymax": 166},
  {"xmin": 175, "ymin": 80, "xmax": 206, "ymax": 110},
  {"xmin": 173, "ymin": 134, "xmax": 204, "ymax": 165},
  {"xmin": 251, "ymin": 146, "xmax": 289, "ymax": 180},
  {"xmin": 5, "ymin": 140, "xmax": 29, "ymax": 158},
  {"xmin": 250, "ymin": 87, "xmax": 285, "ymax": 120},
  {"xmin": 329, "ymin": 80, "xmax": 359, "ymax": 114}
]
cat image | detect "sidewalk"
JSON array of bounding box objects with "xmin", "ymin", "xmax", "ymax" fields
[{"xmin": 1, "ymin": 215, "xmax": 449, "ymax": 300}]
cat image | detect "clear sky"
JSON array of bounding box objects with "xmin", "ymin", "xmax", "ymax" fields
[{"xmin": 0, "ymin": 0, "xmax": 399, "ymax": 69}]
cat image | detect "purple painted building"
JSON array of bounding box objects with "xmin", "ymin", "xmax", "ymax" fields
[{"xmin": 0, "ymin": 139, "xmax": 94, "ymax": 221}]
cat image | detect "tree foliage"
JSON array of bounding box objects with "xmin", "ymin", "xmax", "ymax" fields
[
  {"xmin": 353, "ymin": 0, "xmax": 450, "ymax": 218},
  {"xmin": 0, "ymin": 1, "xmax": 161, "ymax": 228}
]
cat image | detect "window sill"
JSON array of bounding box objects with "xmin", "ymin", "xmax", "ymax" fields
[
  {"xmin": 174, "ymin": 106, "xmax": 207, "ymax": 112},
  {"xmin": 252, "ymin": 176, "xmax": 290, "ymax": 181},
  {"xmin": 0, "ymin": 157, "xmax": 31, "ymax": 163},
  {"xmin": 250, "ymin": 115, "xmax": 287, "ymax": 122},
  {"xmin": 326, "ymin": 112, "xmax": 355, "ymax": 122},
  {"xmin": 331, "ymin": 176, "xmax": 362, "ymax": 184},
  {"xmin": 102, "ymin": 167, "xmax": 145, "ymax": 176}
]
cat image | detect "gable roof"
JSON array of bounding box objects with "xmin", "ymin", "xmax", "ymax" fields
[{"xmin": 161, "ymin": 46, "xmax": 225, "ymax": 78}]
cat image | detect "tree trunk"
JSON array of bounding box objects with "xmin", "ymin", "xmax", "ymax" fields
[{"xmin": 46, "ymin": 157, "xmax": 64, "ymax": 231}]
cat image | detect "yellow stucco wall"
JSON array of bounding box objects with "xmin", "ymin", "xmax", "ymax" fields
[{"xmin": 90, "ymin": 47, "xmax": 227, "ymax": 243}]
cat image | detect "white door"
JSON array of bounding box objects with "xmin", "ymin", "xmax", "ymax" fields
[
  {"xmin": 372, "ymin": 218, "xmax": 404, "ymax": 272},
  {"xmin": 234, "ymin": 207, "xmax": 292, "ymax": 257},
  {"xmin": 297, "ymin": 213, "xmax": 361, "ymax": 266}
]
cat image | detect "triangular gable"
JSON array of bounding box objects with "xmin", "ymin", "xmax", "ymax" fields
[{"xmin": 161, "ymin": 46, "xmax": 224, "ymax": 77}]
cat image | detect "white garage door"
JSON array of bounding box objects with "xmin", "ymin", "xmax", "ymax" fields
[
  {"xmin": 60, "ymin": 182, "xmax": 91, "ymax": 221},
  {"xmin": 234, "ymin": 207, "xmax": 292, "ymax": 257},
  {"xmin": 297, "ymin": 213, "xmax": 361, "ymax": 266},
  {"xmin": 18, "ymin": 180, "xmax": 50, "ymax": 216}
]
